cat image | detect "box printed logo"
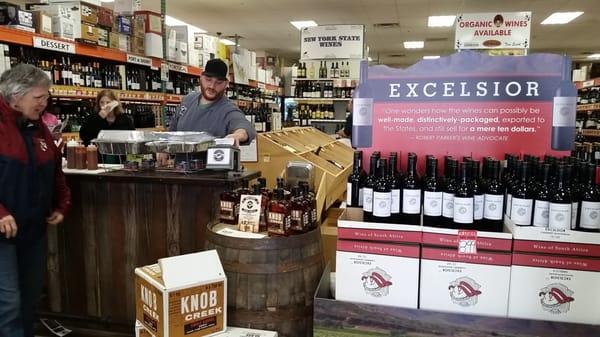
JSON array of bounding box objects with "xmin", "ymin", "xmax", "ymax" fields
[
  {"xmin": 361, "ymin": 267, "xmax": 392, "ymax": 297},
  {"xmin": 539, "ymin": 283, "xmax": 574, "ymax": 314},
  {"xmin": 448, "ymin": 277, "xmax": 482, "ymax": 307}
]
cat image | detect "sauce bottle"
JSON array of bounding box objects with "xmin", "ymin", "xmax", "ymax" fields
[{"xmin": 87, "ymin": 144, "xmax": 98, "ymax": 170}]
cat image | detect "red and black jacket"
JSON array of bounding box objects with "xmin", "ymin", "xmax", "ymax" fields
[{"xmin": 0, "ymin": 96, "xmax": 71, "ymax": 243}]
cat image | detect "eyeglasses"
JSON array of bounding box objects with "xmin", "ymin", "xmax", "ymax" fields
[{"xmin": 32, "ymin": 94, "xmax": 50, "ymax": 102}]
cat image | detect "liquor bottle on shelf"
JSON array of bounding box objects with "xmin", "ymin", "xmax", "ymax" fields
[
  {"xmin": 532, "ymin": 163, "xmax": 552, "ymax": 228},
  {"xmin": 470, "ymin": 160, "xmax": 484, "ymax": 228},
  {"xmin": 388, "ymin": 152, "xmax": 402, "ymax": 223},
  {"xmin": 362, "ymin": 152, "xmax": 379, "ymax": 222},
  {"xmin": 329, "ymin": 61, "xmax": 335, "ymax": 78},
  {"xmin": 352, "ymin": 60, "xmax": 373, "ymax": 148},
  {"xmin": 299, "ymin": 181, "xmax": 317, "ymax": 229},
  {"xmin": 423, "ymin": 156, "xmax": 442, "ymax": 227},
  {"xmin": 548, "ymin": 165, "xmax": 572, "ymax": 231},
  {"xmin": 453, "ymin": 162, "xmax": 474, "ymax": 229},
  {"xmin": 319, "ymin": 61, "xmax": 326, "ymax": 79},
  {"xmin": 571, "ymin": 161, "xmax": 583, "ymax": 229},
  {"xmin": 308, "ymin": 62, "xmax": 315, "ymax": 80},
  {"xmin": 552, "ymin": 55, "xmax": 577, "ymax": 151},
  {"xmin": 402, "ymin": 153, "xmax": 421, "ymax": 225},
  {"xmin": 510, "ymin": 161, "xmax": 534, "ymax": 226},
  {"xmin": 504, "ymin": 154, "xmax": 518, "ymax": 218},
  {"xmin": 267, "ymin": 188, "xmax": 292, "ymax": 236},
  {"xmin": 347, "ymin": 150, "xmax": 366, "ymax": 207},
  {"xmin": 577, "ymin": 163, "xmax": 600, "ymax": 232},
  {"xmin": 482, "ymin": 160, "xmax": 505, "ymax": 232},
  {"xmin": 373, "ymin": 158, "xmax": 392, "ymax": 223},
  {"xmin": 219, "ymin": 189, "xmax": 239, "ymax": 225},
  {"xmin": 253, "ymin": 184, "xmax": 269, "ymax": 232},
  {"xmin": 441, "ymin": 158, "xmax": 458, "ymax": 228},
  {"xmin": 290, "ymin": 186, "xmax": 308, "ymax": 233}
]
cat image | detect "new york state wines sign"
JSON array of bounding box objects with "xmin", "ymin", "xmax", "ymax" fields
[{"xmin": 300, "ymin": 24, "xmax": 364, "ymax": 60}]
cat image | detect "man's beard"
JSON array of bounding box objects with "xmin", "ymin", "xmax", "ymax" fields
[{"xmin": 200, "ymin": 83, "xmax": 225, "ymax": 102}]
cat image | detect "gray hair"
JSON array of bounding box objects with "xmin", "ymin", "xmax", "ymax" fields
[{"xmin": 0, "ymin": 63, "xmax": 51, "ymax": 102}]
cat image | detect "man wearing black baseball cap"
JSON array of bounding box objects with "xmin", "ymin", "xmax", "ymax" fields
[{"xmin": 160, "ymin": 58, "xmax": 255, "ymax": 165}]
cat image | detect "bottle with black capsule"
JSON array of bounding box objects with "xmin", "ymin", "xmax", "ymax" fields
[
  {"xmin": 453, "ymin": 162, "xmax": 474, "ymax": 229},
  {"xmin": 483, "ymin": 160, "xmax": 505, "ymax": 232},
  {"xmin": 362, "ymin": 153, "xmax": 379, "ymax": 222},
  {"xmin": 372, "ymin": 158, "xmax": 392, "ymax": 223},
  {"xmin": 423, "ymin": 156, "xmax": 443, "ymax": 227},
  {"xmin": 402, "ymin": 153, "xmax": 421, "ymax": 225},
  {"xmin": 510, "ymin": 161, "xmax": 534, "ymax": 226},
  {"xmin": 532, "ymin": 163, "xmax": 552, "ymax": 228},
  {"xmin": 470, "ymin": 161, "xmax": 484, "ymax": 229},
  {"xmin": 347, "ymin": 150, "xmax": 366, "ymax": 207},
  {"xmin": 577, "ymin": 163, "xmax": 600, "ymax": 232},
  {"xmin": 442, "ymin": 158, "xmax": 458, "ymax": 228},
  {"xmin": 549, "ymin": 165, "xmax": 573, "ymax": 231},
  {"xmin": 388, "ymin": 153, "xmax": 402, "ymax": 223}
]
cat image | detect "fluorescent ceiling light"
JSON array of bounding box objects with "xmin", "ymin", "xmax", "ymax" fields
[
  {"xmin": 428, "ymin": 15, "xmax": 456, "ymax": 27},
  {"xmin": 100, "ymin": 0, "xmax": 114, "ymax": 2},
  {"xmin": 404, "ymin": 41, "xmax": 424, "ymax": 49},
  {"xmin": 587, "ymin": 54, "xmax": 600, "ymax": 59},
  {"xmin": 165, "ymin": 15, "xmax": 207, "ymax": 33},
  {"xmin": 541, "ymin": 11, "xmax": 583, "ymax": 24},
  {"xmin": 423, "ymin": 55, "xmax": 440, "ymax": 60},
  {"xmin": 368, "ymin": 57, "xmax": 373, "ymax": 61},
  {"xmin": 290, "ymin": 20, "xmax": 318, "ymax": 30},
  {"xmin": 220, "ymin": 39, "xmax": 237, "ymax": 46}
]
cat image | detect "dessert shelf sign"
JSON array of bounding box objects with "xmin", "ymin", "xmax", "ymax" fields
[
  {"xmin": 301, "ymin": 24, "xmax": 364, "ymax": 60},
  {"xmin": 455, "ymin": 12, "xmax": 531, "ymax": 50}
]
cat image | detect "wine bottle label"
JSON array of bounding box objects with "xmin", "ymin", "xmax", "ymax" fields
[
  {"xmin": 483, "ymin": 194, "xmax": 504, "ymax": 220},
  {"xmin": 353, "ymin": 98, "xmax": 373, "ymax": 126},
  {"xmin": 391, "ymin": 189, "xmax": 401, "ymax": 214},
  {"xmin": 61, "ymin": 70, "xmax": 68, "ymax": 79},
  {"xmin": 363, "ymin": 187, "xmax": 373, "ymax": 212},
  {"xmin": 424, "ymin": 191, "xmax": 443, "ymax": 216},
  {"xmin": 532, "ymin": 200, "xmax": 550, "ymax": 227},
  {"xmin": 346, "ymin": 182, "xmax": 352, "ymax": 205},
  {"xmin": 442, "ymin": 192, "xmax": 454, "ymax": 218},
  {"xmin": 358, "ymin": 188, "xmax": 364, "ymax": 206},
  {"xmin": 473, "ymin": 194, "xmax": 484, "ymax": 220},
  {"xmin": 510, "ymin": 198, "xmax": 533, "ymax": 226},
  {"xmin": 549, "ymin": 203, "xmax": 572, "ymax": 231},
  {"xmin": 506, "ymin": 194, "xmax": 513, "ymax": 217},
  {"xmin": 552, "ymin": 96, "xmax": 577, "ymax": 127},
  {"xmin": 373, "ymin": 191, "xmax": 392, "ymax": 217},
  {"xmin": 571, "ymin": 202, "xmax": 579, "ymax": 230},
  {"xmin": 402, "ymin": 189, "xmax": 421, "ymax": 214},
  {"xmin": 580, "ymin": 201, "xmax": 600, "ymax": 229},
  {"xmin": 453, "ymin": 197, "xmax": 474, "ymax": 224}
]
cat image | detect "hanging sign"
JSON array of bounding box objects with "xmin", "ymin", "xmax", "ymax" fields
[
  {"xmin": 127, "ymin": 54, "xmax": 152, "ymax": 67},
  {"xmin": 455, "ymin": 12, "xmax": 531, "ymax": 50},
  {"xmin": 33, "ymin": 37, "xmax": 75, "ymax": 54},
  {"xmin": 355, "ymin": 51, "xmax": 573, "ymax": 170},
  {"xmin": 300, "ymin": 24, "xmax": 364, "ymax": 60}
]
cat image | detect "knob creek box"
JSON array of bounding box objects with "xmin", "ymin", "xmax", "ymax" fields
[{"xmin": 135, "ymin": 250, "xmax": 227, "ymax": 337}]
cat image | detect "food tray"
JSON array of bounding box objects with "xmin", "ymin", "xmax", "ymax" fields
[
  {"xmin": 152, "ymin": 131, "xmax": 215, "ymax": 143},
  {"xmin": 145, "ymin": 140, "xmax": 214, "ymax": 154},
  {"xmin": 93, "ymin": 130, "xmax": 158, "ymax": 155},
  {"xmin": 95, "ymin": 141, "xmax": 147, "ymax": 155}
]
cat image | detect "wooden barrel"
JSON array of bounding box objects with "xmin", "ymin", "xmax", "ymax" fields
[{"xmin": 205, "ymin": 224, "xmax": 324, "ymax": 337}]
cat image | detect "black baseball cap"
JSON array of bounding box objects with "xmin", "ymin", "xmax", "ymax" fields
[{"xmin": 202, "ymin": 58, "xmax": 228, "ymax": 81}]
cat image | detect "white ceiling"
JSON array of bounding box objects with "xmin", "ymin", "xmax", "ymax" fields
[{"xmin": 158, "ymin": 0, "xmax": 600, "ymax": 67}]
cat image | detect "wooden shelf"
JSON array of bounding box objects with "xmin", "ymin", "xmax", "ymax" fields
[
  {"xmin": 0, "ymin": 26, "xmax": 202, "ymax": 76},
  {"xmin": 576, "ymin": 78, "xmax": 600, "ymax": 90},
  {"xmin": 581, "ymin": 129, "xmax": 600, "ymax": 138},
  {"xmin": 50, "ymin": 86, "xmax": 184, "ymax": 103},
  {"xmin": 577, "ymin": 103, "xmax": 600, "ymax": 112}
]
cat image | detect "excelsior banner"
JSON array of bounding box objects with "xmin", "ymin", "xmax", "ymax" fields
[
  {"xmin": 455, "ymin": 12, "xmax": 531, "ymax": 50},
  {"xmin": 355, "ymin": 51, "xmax": 574, "ymax": 169},
  {"xmin": 301, "ymin": 25, "xmax": 364, "ymax": 60}
]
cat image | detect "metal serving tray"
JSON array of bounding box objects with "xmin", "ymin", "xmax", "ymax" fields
[
  {"xmin": 146, "ymin": 131, "xmax": 216, "ymax": 154},
  {"xmin": 93, "ymin": 130, "xmax": 158, "ymax": 155}
]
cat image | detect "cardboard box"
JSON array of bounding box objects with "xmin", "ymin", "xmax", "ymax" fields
[
  {"xmin": 167, "ymin": 36, "xmax": 177, "ymax": 61},
  {"xmin": 144, "ymin": 32, "xmax": 163, "ymax": 58},
  {"xmin": 32, "ymin": 11, "xmax": 52, "ymax": 34},
  {"xmin": 114, "ymin": 0, "xmax": 141, "ymax": 15},
  {"xmin": 421, "ymin": 225, "xmax": 513, "ymax": 252},
  {"xmin": 115, "ymin": 15, "xmax": 131, "ymax": 35},
  {"xmin": 176, "ymin": 41, "xmax": 188, "ymax": 64},
  {"xmin": 79, "ymin": 1, "xmax": 97, "ymax": 25},
  {"xmin": 337, "ymin": 208, "xmax": 422, "ymax": 244},
  {"xmin": 419, "ymin": 246, "xmax": 512, "ymax": 317},
  {"xmin": 51, "ymin": 15, "xmax": 74, "ymax": 39},
  {"xmin": 109, "ymin": 31, "xmax": 119, "ymax": 49},
  {"xmin": 29, "ymin": 3, "xmax": 81, "ymax": 38},
  {"xmin": 213, "ymin": 327, "xmax": 277, "ymax": 337},
  {"xmin": 134, "ymin": 10, "xmax": 161, "ymax": 35},
  {"xmin": 131, "ymin": 13, "xmax": 144, "ymax": 37},
  {"xmin": 135, "ymin": 320, "xmax": 153, "ymax": 337},
  {"xmin": 508, "ymin": 252, "xmax": 600, "ymax": 325},
  {"xmin": 129, "ymin": 34, "xmax": 144, "ymax": 55},
  {"xmin": 97, "ymin": 6, "xmax": 113, "ymax": 29},
  {"xmin": 0, "ymin": 7, "xmax": 33, "ymax": 28},
  {"xmin": 336, "ymin": 240, "xmax": 420, "ymax": 308},
  {"xmin": 118, "ymin": 33, "xmax": 129, "ymax": 52},
  {"xmin": 97, "ymin": 26, "xmax": 108, "ymax": 47},
  {"xmin": 135, "ymin": 250, "xmax": 227, "ymax": 337},
  {"xmin": 79, "ymin": 22, "xmax": 97, "ymax": 44}
]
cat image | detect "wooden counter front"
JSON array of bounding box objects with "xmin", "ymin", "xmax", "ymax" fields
[{"xmin": 46, "ymin": 170, "xmax": 260, "ymax": 325}]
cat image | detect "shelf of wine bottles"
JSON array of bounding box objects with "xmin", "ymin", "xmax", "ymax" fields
[
  {"xmin": 296, "ymin": 61, "xmax": 353, "ymax": 80},
  {"xmin": 293, "ymin": 103, "xmax": 336, "ymax": 120},
  {"xmin": 347, "ymin": 150, "xmax": 600, "ymax": 233},
  {"xmin": 294, "ymin": 80, "xmax": 354, "ymax": 99}
]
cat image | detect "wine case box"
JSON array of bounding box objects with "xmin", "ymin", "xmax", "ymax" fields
[
  {"xmin": 79, "ymin": 1, "xmax": 97, "ymax": 25},
  {"xmin": 134, "ymin": 10, "xmax": 161, "ymax": 35},
  {"xmin": 129, "ymin": 35, "xmax": 144, "ymax": 55},
  {"xmin": 0, "ymin": 4, "xmax": 33, "ymax": 28},
  {"xmin": 115, "ymin": 15, "xmax": 131, "ymax": 35},
  {"xmin": 108, "ymin": 31, "xmax": 119, "ymax": 49},
  {"xmin": 144, "ymin": 32, "xmax": 163, "ymax": 58},
  {"xmin": 29, "ymin": 2, "xmax": 81, "ymax": 38},
  {"xmin": 506, "ymin": 217, "xmax": 600, "ymax": 257},
  {"xmin": 508, "ymin": 252, "xmax": 600, "ymax": 325},
  {"xmin": 96, "ymin": 27, "xmax": 108, "ymax": 47},
  {"xmin": 421, "ymin": 225, "xmax": 513, "ymax": 252},
  {"xmin": 338, "ymin": 207, "xmax": 422, "ymax": 244},
  {"xmin": 78, "ymin": 22, "xmax": 97, "ymax": 45},
  {"xmin": 335, "ymin": 240, "xmax": 420, "ymax": 308},
  {"xmin": 135, "ymin": 250, "xmax": 227, "ymax": 337},
  {"xmin": 135, "ymin": 320, "xmax": 152, "ymax": 337},
  {"xmin": 131, "ymin": 13, "xmax": 145, "ymax": 37},
  {"xmin": 419, "ymin": 246, "xmax": 512, "ymax": 317},
  {"xmin": 118, "ymin": 33, "xmax": 129, "ymax": 52},
  {"xmin": 32, "ymin": 11, "xmax": 52, "ymax": 35},
  {"xmin": 176, "ymin": 41, "xmax": 188, "ymax": 64},
  {"xmin": 51, "ymin": 15, "xmax": 74, "ymax": 40},
  {"xmin": 97, "ymin": 6, "xmax": 113, "ymax": 29},
  {"xmin": 114, "ymin": 0, "xmax": 141, "ymax": 15},
  {"xmin": 212, "ymin": 327, "xmax": 277, "ymax": 337}
]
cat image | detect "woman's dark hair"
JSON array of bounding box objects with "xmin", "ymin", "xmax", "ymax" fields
[{"xmin": 95, "ymin": 89, "xmax": 124, "ymax": 115}]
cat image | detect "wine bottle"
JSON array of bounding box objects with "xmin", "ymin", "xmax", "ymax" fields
[
  {"xmin": 504, "ymin": 154, "xmax": 517, "ymax": 218},
  {"xmin": 388, "ymin": 153, "xmax": 402, "ymax": 223},
  {"xmin": 352, "ymin": 60, "xmax": 373, "ymax": 148},
  {"xmin": 423, "ymin": 156, "xmax": 443, "ymax": 227},
  {"xmin": 362, "ymin": 153, "xmax": 379, "ymax": 222},
  {"xmin": 571, "ymin": 161, "xmax": 583, "ymax": 229},
  {"xmin": 442, "ymin": 158, "xmax": 458, "ymax": 228},
  {"xmin": 551, "ymin": 55, "xmax": 577, "ymax": 151},
  {"xmin": 453, "ymin": 162, "xmax": 474, "ymax": 229},
  {"xmin": 577, "ymin": 163, "xmax": 600, "ymax": 232},
  {"xmin": 347, "ymin": 150, "xmax": 365, "ymax": 207},
  {"xmin": 532, "ymin": 163, "xmax": 552, "ymax": 228},
  {"xmin": 510, "ymin": 161, "xmax": 534, "ymax": 226},
  {"xmin": 470, "ymin": 161, "xmax": 484, "ymax": 229},
  {"xmin": 483, "ymin": 160, "xmax": 505, "ymax": 232},
  {"xmin": 373, "ymin": 158, "xmax": 392, "ymax": 222},
  {"xmin": 549, "ymin": 165, "xmax": 572, "ymax": 231},
  {"xmin": 402, "ymin": 153, "xmax": 421, "ymax": 225}
]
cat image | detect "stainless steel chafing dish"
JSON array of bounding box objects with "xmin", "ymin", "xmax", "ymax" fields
[
  {"xmin": 93, "ymin": 130, "xmax": 157, "ymax": 155},
  {"xmin": 145, "ymin": 132, "xmax": 216, "ymax": 154}
]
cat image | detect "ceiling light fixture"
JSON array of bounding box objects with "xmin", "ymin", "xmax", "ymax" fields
[
  {"xmin": 165, "ymin": 15, "xmax": 207, "ymax": 33},
  {"xmin": 540, "ymin": 11, "xmax": 583, "ymax": 25},
  {"xmin": 428, "ymin": 15, "xmax": 456, "ymax": 27},
  {"xmin": 220, "ymin": 39, "xmax": 237, "ymax": 46},
  {"xmin": 423, "ymin": 55, "xmax": 440, "ymax": 60},
  {"xmin": 368, "ymin": 57, "xmax": 373, "ymax": 61},
  {"xmin": 587, "ymin": 54, "xmax": 600, "ymax": 59},
  {"xmin": 290, "ymin": 20, "xmax": 318, "ymax": 30},
  {"xmin": 100, "ymin": 0, "xmax": 114, "ymax": 2},
  {"xmin": 404, "ymin": 41, "xmax": 424, "ymax": 49}
]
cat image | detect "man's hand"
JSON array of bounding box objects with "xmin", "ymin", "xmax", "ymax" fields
[
  {"xmin": 47, "ymin": 211, "xmax": 64, "ymax": 226},
  {"xmin": 157, "ymin": 153, "xmax": 170, "ymax": 167},
  {"xmin": 225, "ymin": 129, "xmax": 249, "ymax": 148},
  {"xmin": 225, "ymin": 134, "xmax": 240, "ymax": 147},
  {"xmin": 0, "ymin": 215, "xmax": 17, "ymax": 239}
]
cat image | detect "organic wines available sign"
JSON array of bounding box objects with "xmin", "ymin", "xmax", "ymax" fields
[
  {"xmin": 455, "ymin": 12, "xmax": 531, "ymax": 50},
  {"xmin": 301, "ymin": 24, "xmax": 364, "ymax": 60},
  {"xmin": 354, "ymin": 51, "xmax": 574, "ymax": 167}
]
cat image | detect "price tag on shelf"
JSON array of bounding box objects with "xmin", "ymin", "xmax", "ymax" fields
[
  {"xmin": 127, "ymin": 54, "xmax": 152, "ymax": 67},
  {"xmin": 458, "ymin": 230, "xmax": 477, "ymax": 255},
  {"xmin": 33, "ymin": 37, "xmax": 75, "ymax": 54},
  {"xmin": 168, "ymin": 62, "xmax": 189, "ymax": 74},
  {"xmin": 160, "ymin": 63, "xmax": 169, "ymax": 81}
]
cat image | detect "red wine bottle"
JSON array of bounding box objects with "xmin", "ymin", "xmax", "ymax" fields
[{"xmin": 423, "ymin": 156, "xmax": 442, "ymax": 227}]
